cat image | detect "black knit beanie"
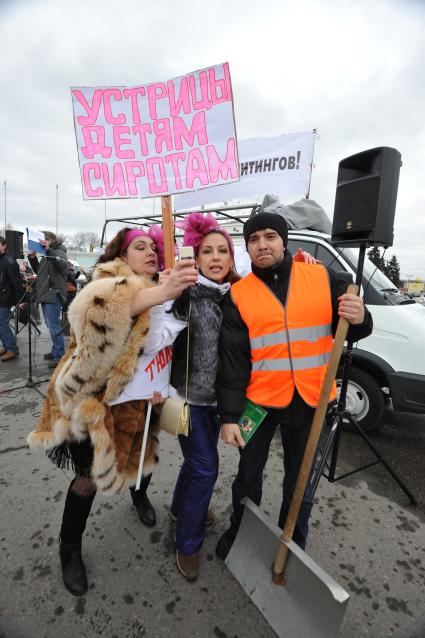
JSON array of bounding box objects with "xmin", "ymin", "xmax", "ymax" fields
[{"xmin": 243, "ymin": 212, "xmax": 289, "ymax": 247}]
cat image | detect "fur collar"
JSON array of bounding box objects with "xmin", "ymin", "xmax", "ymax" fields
[{"xmin": 91, "ymin": 258, "xmax": 144, "ymax": 281}]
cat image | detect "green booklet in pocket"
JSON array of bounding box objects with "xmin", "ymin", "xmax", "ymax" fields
[{"xmin": 238, "ymin": 399, "xmax": 268, "ymax": 443}]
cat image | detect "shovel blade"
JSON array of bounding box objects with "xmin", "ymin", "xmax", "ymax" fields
[{"xmin": 225, "ymin": 499, "xmax": 349, "ymax": 638}]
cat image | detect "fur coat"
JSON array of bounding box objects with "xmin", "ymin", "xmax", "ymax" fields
[{"xmin": 27, "ymin": 259, "xmax": 159, "ymax": 494}]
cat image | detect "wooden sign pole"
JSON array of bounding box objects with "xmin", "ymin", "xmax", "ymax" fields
[{"xmin": 161, "ymin": 195, "xmax": 175, "ymax": 268}]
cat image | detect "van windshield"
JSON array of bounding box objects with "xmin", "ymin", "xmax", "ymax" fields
[{"xmin": 337, "ymin": 247, "xmax": 415, "ymax": 306}]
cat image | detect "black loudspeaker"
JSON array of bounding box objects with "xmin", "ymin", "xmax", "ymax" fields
[
  {"xmin": 5, "ymin": 230, "xmax": 24, "ymax": 259},
  {"xmin": 331, "ymin": 147, "xmax": 401, "ymax": 247}
]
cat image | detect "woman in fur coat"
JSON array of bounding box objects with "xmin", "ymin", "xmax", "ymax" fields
[{"xmin": 27, "ymin": 226, "xmax": 197, "ymax": 596}]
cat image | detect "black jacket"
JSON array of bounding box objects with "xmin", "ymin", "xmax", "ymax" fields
[
  {"xmin": 0, "ymin": 252, "xmax": 23, "ymax": 307},
  {"xmin": 28, "ymin": 241, "xmax": 67, "ymax": 304},
  {"xmin": 216, "ymin": 252, "xmax": 373, "ymax": 424}
]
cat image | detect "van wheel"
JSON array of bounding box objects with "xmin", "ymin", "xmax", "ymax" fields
[{"xmin": 335, "ymin": 367, "xmax": 384, "ymax": 432}]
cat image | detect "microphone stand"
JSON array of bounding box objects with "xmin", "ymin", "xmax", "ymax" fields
[
  {"xmin": 3, "ymin": 278, "xmax": 49, "ymax": 399},
  {"xmin": 10, "ymin": 286, "xmax": 41, "ymax": 337}
]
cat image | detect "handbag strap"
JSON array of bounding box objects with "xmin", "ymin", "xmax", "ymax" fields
[{"xmin": 184, "ymin": 299, "xmax": 191, "ymax": 403}]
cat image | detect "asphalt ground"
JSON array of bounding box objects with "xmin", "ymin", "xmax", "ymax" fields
[{"xmin": 0, "ymin": 322, "xmax": 424, "ymax": 638}]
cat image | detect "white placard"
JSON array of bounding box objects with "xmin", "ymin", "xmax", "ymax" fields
[
  {"xmin": 174, "ymin": 131, "xmax": 315, "ymax": 209},
  {"xmin": 26, "ymin": 228, "xmax": 46, "ymax": 255},
  {"xmin": 108, "ymin": 347, "xmax": 172, "ymax": 405},
  {"xmin": 71, "ymin": 63, "xmax": 239, "ymax": 200}
]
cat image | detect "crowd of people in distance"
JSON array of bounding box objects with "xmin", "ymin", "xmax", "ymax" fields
[{"xmin": 0, "ymin": 232, "xmax": 89, "ymax": 364}]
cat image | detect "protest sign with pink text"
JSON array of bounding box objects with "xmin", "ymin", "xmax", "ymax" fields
[{"xmin": 71, "ymin": 63, "xmax": 239, "ymax": 200}]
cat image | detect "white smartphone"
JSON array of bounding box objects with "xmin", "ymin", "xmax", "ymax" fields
[{"xmin": 178, "ymin": 246, "xmax": 194, "ymax": 260}]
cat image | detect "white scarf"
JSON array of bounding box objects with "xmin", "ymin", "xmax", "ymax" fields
[{"xmin": 197, "ymin": 273, "xmax": 231, "ymax": 296}]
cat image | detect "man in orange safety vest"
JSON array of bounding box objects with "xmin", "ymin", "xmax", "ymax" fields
[{"xmin": 215, "ymin": 202, "xmax": 372, "ymax": 560}]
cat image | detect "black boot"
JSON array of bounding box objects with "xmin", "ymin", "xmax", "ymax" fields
[
  {"xmin": 59, "ymin": 540, "xmax": 87, "ymax": 596},
  {"xmin": 130, "ymin": 473, "xmax": 156, "ymax": 528},
  {"xmin": 59, "ymin": 481, "xmax": 95, "ymax": 596}
]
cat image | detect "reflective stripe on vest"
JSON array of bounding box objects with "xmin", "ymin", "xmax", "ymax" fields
[
  {"xmin": 252, "ymin": 352, "xmax": 330, "ymax": 372},
  {"xmin": 231, "ymin": 262, "xmax": 337, "ymax": 408},
  {"xmin": 250, "ymin": 324, "xmax": 332, "ymax": 350}
]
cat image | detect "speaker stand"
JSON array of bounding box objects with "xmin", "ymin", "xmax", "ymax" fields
[{"xmin": 311, "ymin": 244, "xmax": 417, "ymax": 506}]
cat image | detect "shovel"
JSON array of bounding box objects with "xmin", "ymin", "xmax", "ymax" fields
[{"xmin": 225, "ymin": 284, "xmax": 358, "ymax": 638}]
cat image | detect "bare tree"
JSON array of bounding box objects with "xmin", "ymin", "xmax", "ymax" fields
[{"xmin": 67, "ymin": 231, "xmax": 101, "ymax": 252}]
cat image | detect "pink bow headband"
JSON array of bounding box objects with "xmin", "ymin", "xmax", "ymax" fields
[
  {"xmin": 122, "ymin": 214, "xmax": 234, "ymax": 270},
  {"xmin": 174, "ymin": 212, "xmax": 234, "ymax": 257}
]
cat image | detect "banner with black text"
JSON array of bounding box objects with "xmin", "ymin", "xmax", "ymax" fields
[{"xmin": 174, "ymin": 131, "xmax": 315, "ymax": 209}]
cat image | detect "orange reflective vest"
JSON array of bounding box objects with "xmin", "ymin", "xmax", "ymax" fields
[{"xmin": 231, "ymin": 262, "xmax": 336, "ymax": 408}]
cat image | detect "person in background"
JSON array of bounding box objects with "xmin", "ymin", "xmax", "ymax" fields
[
  {"xmin": 0, "ymin": 236, "xmax": 22, "ymax": 361},
  {"xmin": 18, "ymin": 261, "xmax": 41, "ymax": 325},
  {"xmin": 28, "ymin": 231, "xmax": 67, "ymax": 368},
  {"xmin": 61, "ymin": 261, "xmax": 78, "ymax": 322},
  {"xmin": 19, "ymin": 260, "xmax": 34, "ymax": 277}
]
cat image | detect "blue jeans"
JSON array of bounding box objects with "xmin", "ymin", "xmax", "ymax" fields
[
  {"xmin": 230, "ymin": 413, "xmax": 316, "ymax": 550},
  {"xmin": 41, "ymin": 300, "xmax": 65, "ymax": 361},
  {"xmin": 171, "ymin": 405, "xmax": 221, "ymax": 555},
  {"xmin": 0, "ymin": 306, "xmax": 18, "ymax": 353}
]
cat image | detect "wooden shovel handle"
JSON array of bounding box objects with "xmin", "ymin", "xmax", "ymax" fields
[
  {"xmin": 161, "ymin": 195, "xmax": 175, "ymax": 269},
  {"xmin": 272, "ymin": 284, "xmax": 359, "ymax": 581}
]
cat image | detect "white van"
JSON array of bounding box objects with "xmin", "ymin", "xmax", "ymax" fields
[{"xmin": 282, "ymin": 230, "xmax": 425, "ymax": 431}]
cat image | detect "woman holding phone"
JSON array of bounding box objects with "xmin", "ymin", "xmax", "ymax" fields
[
  {"xmin": 27, "ymin": 226, "xmax": 197, "ymax": 596},
  {"xmin": 166, "ymin": 213, "xmax": 239, "ymax": 582}
]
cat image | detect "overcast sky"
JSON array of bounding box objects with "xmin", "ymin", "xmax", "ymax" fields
[{"xmin": 1, "ymin": 0, "xmax": 424, "ymax": 277}]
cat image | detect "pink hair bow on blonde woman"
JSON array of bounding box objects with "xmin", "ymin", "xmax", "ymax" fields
[
  {"xmin": 174, "ymin": 212, "xmax": 234, "ymax": 257},
  {"xmin": 121, "ymin": 225, "xmax": 169, "ymax": 270}
]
